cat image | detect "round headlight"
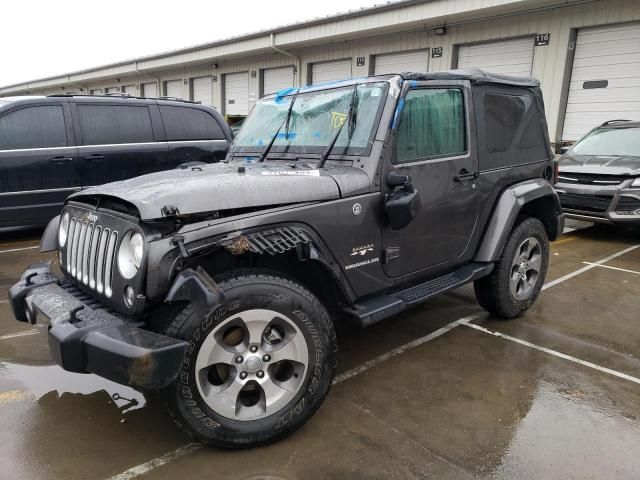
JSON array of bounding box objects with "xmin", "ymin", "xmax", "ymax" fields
[
  {"xmin": 58, "ymin": 213, "xmax": 70, "ymax": 247},
  {"xmin": 118, "ymin": 230, "xmax": 145, "ymax": 279}
]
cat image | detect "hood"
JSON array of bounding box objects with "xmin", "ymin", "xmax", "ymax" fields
[
  {"xmin": 559, "ymin": 154, "xmax": 640, "ymax": 176},
  {"xmin": 70, "ymin": 161, "xmax": 370, "ymax": 220}
]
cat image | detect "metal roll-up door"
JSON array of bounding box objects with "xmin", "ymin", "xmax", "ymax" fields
[
  {"xmin": 164, "ymin": 80, "xmax": 183, "ymax": 98},
  {"xmin": 142, "ymin": 82, "xmax": 157, "ymax": 98},
  {"xmin": 263, "ymin": 66, "xmax": 295, "ymax": 96},
  {"xmin": 562, "ymin": 23, "xmax": 640, "ymax": 141},
  {"xmin": 311, "ymin": 59, "xmax": 352, "ymax": 85},
  {"xmin": 457, "ymin": 37, "xmax": 535, "ymax": 77},
  {"xmin": 105, "ymin": 87, "xmax": 120, "ymax": 94},
  {"xmin": 192, "ymin": 76, "xmax": 213, "ymax": 105},
  {"xmin": 374, "ymin": 50, "xmax": 429, "ymax": 75},
  {"xmin": 90, "ymin": 89, "xmax": 103, "ymax": 95},
  {"xmin": 224, "ymin": 72, "xmax": 249, "ymax": 116},
  {"xmin": 122, "ymin": 85, "xmax": 136, "ymax": 95}
]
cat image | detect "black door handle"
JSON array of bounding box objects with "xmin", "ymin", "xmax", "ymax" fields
[
  {"xmin": 83, "ymin": 154, "xmax": 105, "ymax": 162},
  {"xmin": 454, "ymin": 169, "xmax": 479, "ymax": 182},
  {"xmin": 49, "ymin": 156, "xmax": 73, "ymax": 164}
]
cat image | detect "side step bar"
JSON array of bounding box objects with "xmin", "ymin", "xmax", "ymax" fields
[{"xmin": 344, "ymin": 262, "xmax": 493, "ymax": 328}]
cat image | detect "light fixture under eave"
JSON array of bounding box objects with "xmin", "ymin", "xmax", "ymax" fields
[{"xmin": 434, "ymin": 26, "xmax": 447, "ymax": 36}]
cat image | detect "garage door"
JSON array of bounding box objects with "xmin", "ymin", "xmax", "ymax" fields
[
  {"xmin": 311, "ymin": 59, "xmax": 352, "ymax": 85},
  {"xmin": 122, "ymin": 85, "xmax": 136, "ymax": 95},
  {"xmin": 105, "ymin": 87, "xmax": 120, "ymax": 94},
  {"xmin": 192, "ymin": 76, "xmax": 213, "ymax": 105},
  {"xmin": 225, "ymin": 72, "xmax": 249, "ymax": 116},
  {"xmin": 142, "ymin": 82, "xmax": 157, "ymax": 98},
  {"xmin": 374, "ymin": 50, "xmax": 429, "ymax": 75},
  {"xmin": 562, "ymin": 23, "xmax": 640, "ymax": 141},
  {"xmin": 90, "ymin": 89, "xmax": 103, "ymax": 95},
  {"xmin": 457, "ymin": 37, "xmax": 535, "ymax": 77},
  {"xmin": 164, "ymin": 80, "xmax": 182, "ymax": 98},
  {"xmin": 263, "ymin": 66, "xmax": 295, "ymax": 96}
]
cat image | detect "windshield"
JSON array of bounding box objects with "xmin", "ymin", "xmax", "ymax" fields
[
  {"xmin": 571, "ymin": 127, "xmax": 640, "ymax": 158},
  {"xmin": 232, "ymin": 82, "xmax": 388, "ymax": 158}
]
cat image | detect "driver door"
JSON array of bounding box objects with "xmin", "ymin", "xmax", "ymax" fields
[{"xmin": 382, "ymin": 81, "xmax": 480, "ymax": 278}]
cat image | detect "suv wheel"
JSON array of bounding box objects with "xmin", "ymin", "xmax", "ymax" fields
[
  {"xmin": 474, "ymin": 217, "xmax": 549, "ymax": 318},
  {"xmin": 161, "ymin": 270, "xmax": 337, "ymax": 448}
]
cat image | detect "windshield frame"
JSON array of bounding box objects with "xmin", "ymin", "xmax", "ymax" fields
[
  {"xmin": 570, "ymin": 125, "xmax": 640, "ymax": 158},
  {"xmin": 231, "ymin": 81, "xmax": 390, "ymax": 159}
]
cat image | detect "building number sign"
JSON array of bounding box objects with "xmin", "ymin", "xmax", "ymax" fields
[{"xmin": 535, "ymin": 33, "xmax": 551, "ymax": 46}]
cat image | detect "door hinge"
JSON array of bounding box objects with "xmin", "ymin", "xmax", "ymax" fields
[{"xmin": 383, "ymin": 247, "xmax": 400, "ymax": 264}]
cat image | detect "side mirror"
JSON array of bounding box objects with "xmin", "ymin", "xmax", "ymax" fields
[{"xmin": 385, "ymin": 171, "xmax": 421, "ymax": 230}]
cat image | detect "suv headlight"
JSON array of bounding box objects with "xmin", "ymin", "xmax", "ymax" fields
[
  {"xmin": 58, "ymin": 212, "xmax": 70, "ymax": 247},
  {"xmin": 631, "ymin": 178, "xmax": 640, "ymax": 187},
  {"xmin": 118, "ymin": 231, "xmax": 145, "ymax": 279}
]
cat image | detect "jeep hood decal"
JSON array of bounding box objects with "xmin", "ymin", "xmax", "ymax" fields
[{"xmin": 70, "ymin": 162, "xmax": 370, "ymax": 220}]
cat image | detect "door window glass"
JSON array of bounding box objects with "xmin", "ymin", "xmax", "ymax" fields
[
  {"xmin": 395, "ymin": 88, "xmax": 466, "ymax": 163},
  {"xmin": 77, "ymin": 105, "xmax": 154, "ymax": 145},
  {"xmin": 0, "ymin": 106, "xmax": 67, "ymax": 150},
  {"xmin": 159, "ymin": 106, "xmax": 224, "ymax": 141}
]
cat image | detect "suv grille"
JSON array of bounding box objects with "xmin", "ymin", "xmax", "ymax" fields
[
  {"xmin": 559, "ymin": 192, "xmax": 613, "ymax": 213},
  {"xmin": 66, "ymin": 217, "xmax": 118, "ymax": 298},
  {"xmin": 558, "ymin": 173, "xmax": 630, "ymax": 185}
]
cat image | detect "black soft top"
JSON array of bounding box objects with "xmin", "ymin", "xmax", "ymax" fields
[{"xmin": 401, "ymin": 69, "xmax": 540, "ymax": 87}]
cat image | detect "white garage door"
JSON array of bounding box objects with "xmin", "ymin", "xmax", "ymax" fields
[
  {"xmin": 105, "ymin": 87, "xmax": 120, "ymax": 94},
  {"xmin": 90, "ymin": 89, "xmax": 103, "ymax": 95},
  {"xmin": 142, "ymin": 82, "xmax": 157, "ymax": 98},
  {"xmin": 311, "ymin": 59, "xmax": 352, "ymax": 85},
  {"xmin": 122, "ymin": 85, "xmax": 136, "ymax": 95},
  {"xmin": 192, "ymin": 76, "xmax": 213, "ymax": 105},
  {"xmin": 562, "ymin": 23, "xmax": 640, "ymax": 141},
  {"xmin": 457, "ymin": 37, "xmax": 535, "ymax": 77},
  {"xmin": 164, "ymin": 80, "xmax": 183, "ymax": 98},
  {"xmin": 225, "ymin": 72, "xmax": 249, "ymax": 115},
  {"xmin": 263, "ymin": 66, "xmax": 295, "ymax": 96},
  {"xmin": 374, "ymin": 50, "xmax": 429, "ymax": 75}
]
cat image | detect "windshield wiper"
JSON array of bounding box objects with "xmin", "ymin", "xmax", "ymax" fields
[
  {"xmin": 318, "ymin": 85, "xmax": 358, "ymax": 168},
  {"xmin": 258, "ymin": 89, "xmax": 299, "ymax": 163}
]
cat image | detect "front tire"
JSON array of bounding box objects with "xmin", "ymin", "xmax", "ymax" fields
[
  {"xmin": 474, "ymin": 217, "xmax": 549, "ymax": 318},
  {"xmin": 162, "ymin": 270, "xmax": 337, "ymax": 448}
]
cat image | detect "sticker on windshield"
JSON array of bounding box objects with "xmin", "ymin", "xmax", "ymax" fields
[
  {"xmin": 331, "ymin": 112, "xmax": 347, "ymax": 129},
  {"xmin": 261, "ymin": 170, "xmax": 321, "ymax": 176}
]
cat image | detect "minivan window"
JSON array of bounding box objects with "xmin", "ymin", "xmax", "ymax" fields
[
  {"xmin": 0, "ymin": 105, "xmax": 67, "ymax": 150},
  {"xmin": 77, "ymin": 104, "xmax": 154, "ymax": 145},
  {"xmin": 159, "ymin": 106, "xmax": 224, "ymax": 141}
]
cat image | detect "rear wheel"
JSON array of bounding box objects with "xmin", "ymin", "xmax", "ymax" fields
[
  {"xmin": 474, "ymin": 217, "xmax": 549, "ymax": 318},
  {"xmin": 161, "ymin": 270, "xmax": 336, "ymax": 448}
]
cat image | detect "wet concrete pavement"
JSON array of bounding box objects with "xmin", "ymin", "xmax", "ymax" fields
[{"xmin": 1, "ymin": 221, "xmax": 639, "ymax": 479}]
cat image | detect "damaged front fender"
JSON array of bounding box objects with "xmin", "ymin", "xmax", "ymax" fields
[{"xmin": 165, "ymin": 267, "xmax": 225, "ymax": 314}]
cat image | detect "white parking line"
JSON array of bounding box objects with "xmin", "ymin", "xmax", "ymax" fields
[
  {"xmin": 464, "ymin": 322, "xmax": 640, "ymax": 385},
  {"xmin": 542, "ymin": 244, "xmax": 640, "ymax": 290},
  {"xmin": 0, "ymin": 330, "xmax": 39, "ymax": 341},
  {"xmin": 107, "ymin": 443, "xmax": 202, "ymax": 480},
  {"xmin": 104, "ymin": 242, "xmax": 640, "ymax": 479},
  {"xmin": 0, "ymin": 245, "xmax": 39, "ymax": 254},
  {"xmin": 582, "ymin": 262, "xmax": 640, "ymax": 276}
]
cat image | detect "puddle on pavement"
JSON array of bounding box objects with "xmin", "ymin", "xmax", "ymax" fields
[{"xmin": 1, "ymin": 361, "xmax": 146, "ymax": 413}]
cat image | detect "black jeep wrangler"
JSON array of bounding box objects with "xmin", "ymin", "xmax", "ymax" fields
[{"xmin": 9, "ymin": 69, "xmax": 564, "ymax": 448}]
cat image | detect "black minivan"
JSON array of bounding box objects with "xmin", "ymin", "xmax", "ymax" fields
[{"xmin": 0, "ymin": 95, "xmax": 232, "ymax": 228}]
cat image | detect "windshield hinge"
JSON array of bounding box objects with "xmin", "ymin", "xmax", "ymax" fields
[
  {"xmin": 172, "ymin": 235, "xmax": 190, "ymax": 258},
  {"xmin": 162, "ymin": 204, "xmax": 180, "ymax": 217}
]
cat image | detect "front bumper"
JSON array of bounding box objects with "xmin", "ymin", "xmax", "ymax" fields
[
  {"xmin": 8, "ymin": 262, "xmax": 187, "ymax": 389},
  {"xmin": 555, "ymin": 181, "xmax": 640, "ymax": 225}
]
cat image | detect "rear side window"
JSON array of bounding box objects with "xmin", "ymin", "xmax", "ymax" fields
[
  {"xmin": 159, "ymin": 106, "xmax": 224, "ymax": 141},
  {"xmin": 0, "ymin": 105, "xmax": 67, "ymax": 150},
  {"xmin": 394, "ymin": 88, "xmax": 466, "ymax": 163},
  {"xmin": 77, "ymin": 105, "xmax": 154, "ymax": 145},
  {"xmin": 477, "ymin": 88, "xmax": 549, "ymax": 170}
]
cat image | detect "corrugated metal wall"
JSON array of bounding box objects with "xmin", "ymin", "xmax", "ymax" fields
[{"xmin": 7, "ymin": 0, "xmax": 640, "ymax": 142}]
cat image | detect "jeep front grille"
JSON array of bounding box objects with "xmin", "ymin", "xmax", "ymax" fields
[{"xmin": 66, "ymin": 217, "xmax": 118, "ymax": 298}]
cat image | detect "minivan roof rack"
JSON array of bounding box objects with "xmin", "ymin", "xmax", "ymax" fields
[
  {"xmin": 46, "ymin": 93, "xmax": 201, "ymax": 104},
  {"xmin": 600, "ymin": 119, "xmax": 632, "ymax": 127}
]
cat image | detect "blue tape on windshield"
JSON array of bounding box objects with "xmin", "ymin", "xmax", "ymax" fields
[
  {"xmin": 276, "ymin": 132, "xmax": 297, "ymax": 140},
  {"xmin": 391, "ymin": 98, "xmax": 405, "ymax": 130},
  {"xmin": 275, "ymin": 87, "xmax": 298, "ymax": 104}
]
